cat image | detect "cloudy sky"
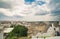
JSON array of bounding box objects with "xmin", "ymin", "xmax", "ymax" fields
[{"xmin": 0, "ymin": 0, "xmax": 60, "ymax": 21}]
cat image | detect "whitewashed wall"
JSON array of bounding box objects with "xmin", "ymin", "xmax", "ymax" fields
[
  {"xmin": 46, "ymin": 36, "xmax": 60, "ymax": 39},
  {"xmin": 0, "ymin": 32, "xmax": 3, "ymax": 39},
  {"xmin": 31, "ymin": 36, "xmax": 60, "ymax": 39}
]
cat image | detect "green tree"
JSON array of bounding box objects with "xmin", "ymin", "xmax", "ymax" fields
[{"xmin": 8, "ymin": 25, "xmax": 28, "ymax": 39}]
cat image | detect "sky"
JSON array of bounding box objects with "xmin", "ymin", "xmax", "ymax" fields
[{"xmin": 0, "ymin": 0, "xmax": 60, "ymax": 21}]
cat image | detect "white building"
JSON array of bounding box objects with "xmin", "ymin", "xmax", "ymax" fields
[
  {"xmin": 0, "ymin": 25, "xmax": 3, "ymax": 39},
  {"xmin": 0, "ymin": 32, "xmax": 3, "ymax": 39},
  {"xmin": 3, "ymin": 28, "xmax": 14, "ymax": 33}
]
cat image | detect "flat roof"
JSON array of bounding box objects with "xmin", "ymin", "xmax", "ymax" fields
[{"xmin": 3, "ymin": 28, "xmax": 13, "ymax": 33}]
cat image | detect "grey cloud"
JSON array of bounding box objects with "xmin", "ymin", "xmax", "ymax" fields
[
  {"xmin": 0, "ymin": 1, "xmax": 12, "ymax": 9},
  {"xmin": 48, "ymin": 0, "xmax": 60, "ymax": 16},
  {"xmin": 34, "ymin": 0, "xmax": 60, "ymax": 16},
  {"xmin": 13, "ymin": 15, "xmax": 23, "ymax": 18},
  {"xmin": 35, "ymin": 12, "xmax": 48, "ymax": 16},
  {"xmin": 51, "ymin": 10, "xmax": 60, "ymax": 16},
  {"xmin": 49, "ymin": 0, "xmax": 60, "ymax": 9},
  {"xmin": 35, "ymin": 10, "xmax": 49, "ymax": 16},
  {"xmin": 0, "ymin": 12, "xmax": 23, "ymax": 21},
  {"xmin": 0, "ymin": 12, "xmax": 8, "ymax": 18}
]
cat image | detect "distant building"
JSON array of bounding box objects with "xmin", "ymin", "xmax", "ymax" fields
[{"xmin": 0, "ymin": 21, "xmax": 60, "ymax": 37}]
